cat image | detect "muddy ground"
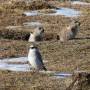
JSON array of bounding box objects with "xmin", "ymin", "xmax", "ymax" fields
[{"xmin": 0, "ymin": 0, "xmax": 90, "ymax": 90}]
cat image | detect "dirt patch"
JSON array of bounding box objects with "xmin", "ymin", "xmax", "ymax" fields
[
  {"xmin": 0, "ymin": 39, "xmax": 28, "ymax": 58},
  {"xmin": 0, "ymin": 71, "xmax": 67, "ymax": 90}
]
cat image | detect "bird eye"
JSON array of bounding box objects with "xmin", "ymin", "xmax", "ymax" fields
[
  {"xmin": 39, "ymin": 27, "xmax": 43, "ymax": 30},
  {"xmin": 39, "ymin": 27, "xmax": 42, "ymax": 30}
]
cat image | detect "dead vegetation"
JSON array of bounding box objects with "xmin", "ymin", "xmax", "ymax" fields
[
  {"xmin": 0, "ymin": 0, "xmax": 54, "ymax": 11},
  {"xmin": 0, "ymin": 71, "xmax": 67, "ymax": 90},
  {"xmin": 0, "ymin": 28, "xmax": 30, "ymax": 40},
  {"xmin": 0, "ymin": 0, "xmax": 90, "ymax": 90},
  {"xmin": 67, "ymin": 71, "xmax": 90, "ymax": 90}
]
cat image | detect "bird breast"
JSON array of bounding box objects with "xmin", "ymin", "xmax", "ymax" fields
[
  {"xmin": 28, "ymin": 33, "xmax": 35, "ymax": 42},
  {"xmin": 28, "ymin": 50, "xmax": 42, "ymax": 68}
]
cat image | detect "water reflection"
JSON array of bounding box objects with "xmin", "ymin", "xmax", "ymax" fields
[
  {"xmin": 72, "ymin": 1, "xmax": 90, "ymax": 5},
  {"xmin": 54, "ymin": 72, "xmax": 72, "ymax": 79}
]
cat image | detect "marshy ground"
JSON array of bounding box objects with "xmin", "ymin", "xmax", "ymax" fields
[{"xmin": 0, "ymin": 0, "xmax": 90, "ymax": 90}]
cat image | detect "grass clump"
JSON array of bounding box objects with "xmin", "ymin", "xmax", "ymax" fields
[
  {"xmin": 1, "ymin": 0, "xmax": 54, "ymax": 11},
  {"xmin": 0, "ymin": 28, "xmax": 30, "ymax": 41}
]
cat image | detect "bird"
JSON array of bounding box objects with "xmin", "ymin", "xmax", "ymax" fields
[
  {"xmin": 59, "ymin": 21, "xmax": 80, "ymax": 42},
  {"xmin": 28, "ymin": 44, "xmax": 47, "ymax": 71},
  {"xmin": 28, "ymin": 26, "xmax": 44, "ymax": 42}
]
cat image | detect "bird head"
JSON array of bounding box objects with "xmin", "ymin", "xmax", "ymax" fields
[
  {"xmin": 35, "ymin": 26, "xmax": 44, "ymax": 34},
  {"xmin": 75, "ymin": 21, "xmax": 81, "ymax": 26},
  {"xmin": 30, "ymin": 43, "xmax": 38, "ymax": 50}
]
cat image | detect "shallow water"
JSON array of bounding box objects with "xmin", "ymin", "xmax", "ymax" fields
[
  {"xmin": 53, "ymin": 72, "xmax": 72, "ymax": 79},
  {"xmin": 0, "ymin": 57, "xmax": 48, "ymax": 72},
  {"xmin": 0, "ymin": 57, "xmax": 73, "ymax": 79},
  {"xmin": 23, "ymin": 8, "xmax": 81, "ymax": 17},
  {"xmin": 5, "ymin": 26, "xmax": 22, "ymax": 29},
  {"xmin": 54, "ymin": 8, "xmax": 80, "ymax": 17},
  {"xmin": 0, "ymin": 57, "xmax": 28, "ymax": 63},
  {"xmin": 5, "ymin": 22, "xmax": 42, "ymax": 30},
  {"xmin": 24, "ymin": 11, "xmax": 39, "ymax": 16},
  {"xmin": 0, "ymin": 63, "xmax": 31, "ymax": 72},
  {"xmin": 72, "ymin": 1, "xmax": 90, "ymax": 5},
  {"xmin": 0, "ymin": 57, "xmax": 30, "ymax": 72},
  {"xmin": 23, "ymin": 22, "xmax": 42, "ymax": 27}
]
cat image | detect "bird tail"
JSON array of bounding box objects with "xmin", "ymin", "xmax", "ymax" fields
[{"xmin": 43, "ymin": 66, "xmax": 47, "ymax": 71}]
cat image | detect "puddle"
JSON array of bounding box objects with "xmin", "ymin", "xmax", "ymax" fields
[
  {"xmin": 0, "ymin": 63, "xmax": 31, "ymax": 72},
  {"xmin": 0, "ymin": 57, "xmax": 48, "ymax": 72},
  {"xmin": 5, "ymin": 25, "xmax": 32, "ymax": 30},
  {"xmin": 53, "ymin": 72, "xmax": 72, "ymax": 79},
  {"xmin": 23, "ymin": 22, "xmax": 42, "ymax": 27},
  {"xmin": 71, "ymin": 1, "xmax": 90, "ymax": 5},
  {"xmin": 0, "ymin": 57, "xmax": 73, "ymax": 79},
  {"xmin": 23, "ymin": 8, "xmax": 81, "ymax": 17},
  {"xmin": 0, "ymin": 57, "xmax": 30, "ymax": 72},
  {"xmin": 6, "ymin": 22, "xmax": 42, "ymax": 30},
  {"xmin": 0, "ymin": 57, "xmax": 28, "ymax": 63},
  {"xmin": 38, "ymin": 71, "xmax": 73, "ymax": 79},
  {"xmin": 5, "ymin": 26, "xmax": 22, "ymax": 29},
  {"xmin": 23, "ymin": 11, "xmax": 39, "ymax": 16},
  {"xmin": 53, "ymin": 8, "xmax": 81, "ymax": 17}
]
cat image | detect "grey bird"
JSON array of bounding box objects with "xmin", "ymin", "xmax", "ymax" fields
[
  {"xmin": 60, "ymin": 21, "xmax": 80, "ymax": 42},
  {"xmin": 28, "ymin": 44, "xmax": 47, "ymax": 71}
]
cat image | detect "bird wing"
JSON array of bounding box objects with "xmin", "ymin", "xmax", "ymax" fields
[
  {"xmin": 36, "ymin": 49, "xmax": 47, "ymax": 71},
  {"xmin": 36, "ymin": 50, "xmax": 44, "ymax": 65}
]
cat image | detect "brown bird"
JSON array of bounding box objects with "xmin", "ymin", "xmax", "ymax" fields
[{"xmin": 59, "ymin": 21, "xmax": 80, "ymax": 42}]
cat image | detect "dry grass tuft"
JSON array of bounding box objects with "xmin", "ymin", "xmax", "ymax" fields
[{"xmin": 0, "ymin": 0, "xmax": 54, "ymax": 11}]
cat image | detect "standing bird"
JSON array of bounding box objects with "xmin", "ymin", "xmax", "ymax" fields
[
  {"xmin": 28, "ymin": 26, "xmax": 44, "ymax": 42},
  {"xmin": 28, "ymin": 44, "xmax": 47, "ymax": 71},
  {"xmin": 59, "ymin": 21, "xmax": 80, "ymax": 42}
]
